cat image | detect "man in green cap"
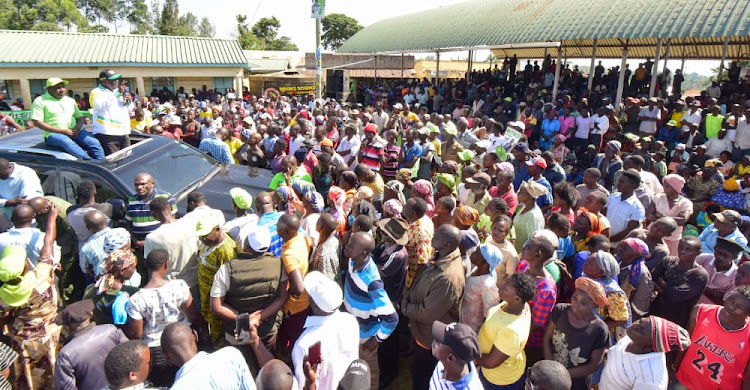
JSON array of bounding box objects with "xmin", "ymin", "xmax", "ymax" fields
[
  {"xmin": 90, "ymin": 69, "xmax": 132, "ymax": 155},
  {"xmin": 31, "ymin": 78, "xmax": 104, "ymax": 160}
]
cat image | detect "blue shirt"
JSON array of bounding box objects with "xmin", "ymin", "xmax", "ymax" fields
[
  {"xmin": 401, "ymin": 142, "xmax": 423, "ymax": 169},
  {"xmin": 429, "ymin": 361, "xmax": 483, "ymax": 390},
  {"xmin": 80, "ymin": 227, "xmax": 110, "ymax": 277},
  {"xmin": 343, "ymin": 257, "xmax": 398, "ymax": 342},
  {"xmin": 171, "ymin": 348, "xmax": 255, "ymax": 390},
  {"xmin": 557, "ymin": 236, "xmax": 574, "ymax": 261},
  {"xmin": 541, "ymin": 118, "xmax": 561, "ymax": 139},
  {"xmin": 257, "ymin": 211, "xmax": 283, "ymax": 256},
  {"xmin": 512, "ymin": 160, "xmax": 530, "ymax": 191},
  {"xmin": 199, "ymin": 137, "xmax": 234, "ymax": 164},
  {"xmin": 0, "ymin": 163, "xmax": 43, "ymax": 218},
  {"xmin": 699, "ymin": 225, "xmax": 748, "ymax": 259},
  {"xmin": 535, "ymin": 177, "xmax": 554, "ymax": 210}
]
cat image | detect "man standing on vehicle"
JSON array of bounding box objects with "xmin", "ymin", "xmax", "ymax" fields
[
  {"xmin": 90, "ymin": 69, "xmax": 132, "ymax": 155},
  {"xmin": 31, "ymin": 78, "xmax": 104, "ymax": 160}
]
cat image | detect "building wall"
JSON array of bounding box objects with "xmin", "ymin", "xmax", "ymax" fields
[{"xmin": 174, "ymin": 77, "xmax": 214, "ymax": 92}]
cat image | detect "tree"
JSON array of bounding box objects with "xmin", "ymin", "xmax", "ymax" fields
[
  {"xmin": 157, "ymin": 0, "xmax": 179, "ymax": 35},
  {"xmin": 198, "ymin": 16, "xmax": 214, "ymax": 37},
  {"xmin": 235, "ymin": 14, "xmax": 297, "ymax": 50},
  {"xmin": 126, "ymin": 0, "xmax": 151, "ymax": 34},
  {"xmin": 321, "ymin": 13, "xmax": 362, "ymax": 51},
  {"xmin": 0, "ymin": 0, "xmax": 88, "ymax": 31}
]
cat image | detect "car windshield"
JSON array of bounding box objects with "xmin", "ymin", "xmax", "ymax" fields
[{"xmin": 114, "ymin": 141, "xmax": 217, "ymax": 196}]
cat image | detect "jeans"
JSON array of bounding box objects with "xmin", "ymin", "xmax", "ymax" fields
[
  {"xmin": 45, "ymin": 130, "xmax": 104, "ymax": 159},
  {"xmin": 733, "ymin": 146, "xmax": 750, "ymax": 162}
]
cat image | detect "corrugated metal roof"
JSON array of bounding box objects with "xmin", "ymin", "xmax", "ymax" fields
[
  {"xmin": 0, "ymin": 30, "xmax": 248, "ymax": 67},
  {"xmin": 247, "ymin": 58, "xmax": 291, "ymax": 73},
  {"xmin": 338, "ymin": 0, "xmax": 750, "ymax": 59}
]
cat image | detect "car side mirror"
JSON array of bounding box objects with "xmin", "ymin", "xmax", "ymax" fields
[{"xmin": 107, "ymin": 198, "xmax": 126, "ymax": 222}]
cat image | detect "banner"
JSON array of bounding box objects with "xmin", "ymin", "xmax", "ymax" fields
[
  {"xmin": 1, "ymin": 110, "xmax": 31, "ymax": 122},
  {"xmin": 311, "ymin": 0, "xmax": 325, "ymax": 19},
  {"xmin": 278, "ymin": 84, "xmax": 316, "ymax": 95}
]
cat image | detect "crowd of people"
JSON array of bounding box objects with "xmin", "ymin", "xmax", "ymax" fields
[{"xmin": 0, "ymin": 59, "xmax": 749, "ymax": 390}]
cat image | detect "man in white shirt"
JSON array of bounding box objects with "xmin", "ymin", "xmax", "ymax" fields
[
  {"xmin": 590, "ymin": 106, "xmax": 610, "ymax": 152},
  {"xmin": 180, "ymin": 191, "xmax": 226, "ymax": 229},
  {"xmin": 292, "ymin": 271, "xmax": 359, "ymax": 390},
  {"xmin": 144, "ymin": 197, "xmax": 199, "ymax": 287},
  {"xmin": 0, "ymin": 159, "xmax": 43, "ymax": 219},
  {"xmin": 706, "ymin": 81, "xmax": 721, "ymax": 99},
  {"xmin": 373, "ymin": 103, "xmax": 389, "ymax": 131},
  {"xmin": 734, "ymin": 107, "xmax": 750, "ymax": 161},
  {"xmin": 638, "ymin": 97, "xmax": 661, "ymax": 135},
  {"xmin": 703, "ymin": 129, "xmax": 733, "ymax": 158},
  {"xmin": 337, "ymin": 124, "xmax": 362, "ymax": 169},
  {"xmin": 288, "ymin": 124, "xmax": 305, "ymax": 158},
  {"xmin": 90, "ymin": 69, "xmax": 131, "ymax": 155},
  {"xmin": 574, "ymin": 108, "xmax": 594, "ymax": 149},
  {"xmin": 0, "ymin": 204, "xmax": 48, "ymax": 265},
  {"xmin": 605, "ymin": 169, "xmax": 645, "ymax": 245},
  {"xmin": 680, "ymin": 101, "xmax": 702, "ymax": 133}
]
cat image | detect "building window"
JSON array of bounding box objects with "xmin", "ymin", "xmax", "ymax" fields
[
  {"xmin": 151, "ymin": 77, "xmax": 175, "ymax": 93},
  {"xmin": 213, "ymin": 77, "xmax": 234, "ymax": 94}
]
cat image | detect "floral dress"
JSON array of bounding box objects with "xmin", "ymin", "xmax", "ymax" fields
[
  {"xmin": 405, "ymin": 216, "xmax": 434, "ymax": 288},
  {"xmin": 460, "ymin": 274, "xmax": 500, "ymax": 333}
]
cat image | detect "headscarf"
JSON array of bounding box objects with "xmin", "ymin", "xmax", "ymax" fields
[
  {"xmin": 592, "ymin": 250, "xmax": 620, "ymax": 280},
  {"xmin": 435, "ymin": 173, "xmax": 457, "ymax": 197},
  {"xmin": 293, "ymin": 178, "xmax": 317, "ymax": 197},
  {"xmin": 620, "ymin": 238, "xmax": 650, "ymax": 287},
  {"xmin": 383, "ymin": 199, "xmax": 403, "ymax": 218},
  {"xmin": 328, "ymin": 186, "xmax": 347, "ymax": 234},
  {"xmin": 0, "ymin": 246, "xmax": 33, "ymax": 307},
  {"xmin": 554, "ymin": 134, "xmax": 566, "ymax": 143},
  {"xmin": 605, "ymin": 140, "xmax": 621, "ymax": 153},
  {"xmin": 412, "ymin": 179, "xmax": 435, "ymax": 211},
  {"xmin": 354, "ymin": 186, "xmax": 374, "ymax": 204},
  {"xmin": 442, "ymin": 161, "xmax": 459, "ymax": 175},
  {"xmin": 479, "ymin": 244, "xmax": 504, "ymax": 276},
  {"xmin": 103, "ymin": 228, "xmax": 130, "ymax": 255},
  {"xmin": 385, "ymin": 180, "xmax": 406, "ymax": 205},
  {"xmin": 340, "ymin": 171, "xmax": 359, "ymax": 188},
  {"xmin": 455, "ymin": 204, "xmax": 480, "ymax": 226},
  {"xmin": 663, "ymin": 174, "xmax": 686, "ymax": 193},
  {"xmin": 577, "ymin": 208, "xmax": 603, "ymax": 237},
  {"xmin": 304, "ymin": 191, "xmax": 325, "ymax": 213},
  {"xmin": 96, "ymin": 249, "xmax": 137, "ymax": 294},
  {"xmin": 275, "ymin": 186, "xmax": 297, "ymax": 214},
  {"xmin": 397, "ymin": 169, "xmax": 412, "ymax": 181},
  {"xmin": 354, "ymin": 200, "xmax": 378, "ymax": 223},
  {"xmin": 651, "ymin": 316, "xmax": 691, "ymax": 353},
  {"xmin": 575, "ymin": 277, "xmax": 609, "ymax": 307},
  {"xmin": 497, "ymin": 162, "xmax": 514, "ymax": 172}
]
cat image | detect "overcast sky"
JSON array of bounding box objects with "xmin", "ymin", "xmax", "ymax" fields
[{"xmin": 175, "ymin": 0, "xmax": 719, "ymax": 76}]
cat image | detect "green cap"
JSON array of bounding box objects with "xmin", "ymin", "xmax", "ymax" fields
[
  {"xmin": 504, "ymin": 97, "xmax": 512, "ymax": 102},
  {"xmin": 458, "ymin": 150, "xmax": 476, "ymax": 162},
  {"xmin": 666, "ymin": 120, "xmax": 677, "ymax": 127},
  {"xmin": 45, "ymin": 78, "xmax": 68, "ymax": 88},
  {"xmin": 444, "ymin": 122, "xmax": 457, "ymax": 136},
  {"xmin": 230, "ymin": 188, "xmax": 253, "ymax": 210}
]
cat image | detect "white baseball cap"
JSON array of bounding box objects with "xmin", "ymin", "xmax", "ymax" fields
[
  {"xmin": 304, "ymin": 271, "xmax": 343, "ymax": 313},
  {"xmin": 245, "ymin": 224, "xmax": 271, "ymax": 253}
]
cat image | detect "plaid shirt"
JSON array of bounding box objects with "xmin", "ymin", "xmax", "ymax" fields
[
  {"xmin": 199, "ymin": 137, "xmax": 234, "ymax": 164},
  {"xmin": 516, "ymin": 260, "xmax": 557, "ymax": 348}
]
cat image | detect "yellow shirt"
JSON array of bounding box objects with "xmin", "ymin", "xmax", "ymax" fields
[
  {"xmin": 431, "ymin": 138, "xmax": 442, "ymax": 157},
  {"xmin": 281, "ymin": 235, "xmax": 311, "ymax": 314},
  {"xmin": 225, "ymin": 137, "xmax": 243, "ymax": 164},
  {"xmin": 477, "ymin": 302, "xmax": 531, "ymax": 385},
  {"xmin": 364, "ymin": 173, "xmax": 385, "ymax": 202},
  {"xmin": 670, "ymin": 111, "xmax": 685, "ymax": 126},
  {"xmin": 130, "ymin": 117, "xmax": 153, "ymax": 132}
]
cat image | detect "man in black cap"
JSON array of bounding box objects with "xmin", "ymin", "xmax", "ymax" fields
[
  {"xmin": 53, "ymin": 299, "xmax": 128, "ymax": 390},
  {"xmin": 511, "ymin": 142, "xmax": 532, "ymax": 190},
  {"xmin": 429, "ymin": 321, "xmax": 483, "ymax": 389},
  {"xmin": 90, "ymin": 69, "xmax": 132, "ymax": 155}
]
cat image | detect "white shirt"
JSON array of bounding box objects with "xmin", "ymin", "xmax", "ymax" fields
[
  {"xmin": 638, "ymin": 170, "xmax": 663, "ymax": 195},
  {"xmin": 144, "ymin": 219, "xmax": 199, "ymax": 288},
  {"xmin": 90, "ymin": 86, "xmax": 130, "ymax": 136},
  {"xmin": 638, "ymin": 106, "xmax": 661, "ymax": 134},
  {"xmin": 223, "ymin": 214, "xmax": 260, "ymax": 250},
  {"xmin": 289, "ymin": 135, "xmax": 305, "ymax": 157},
  {"xmin": 599, "ymin": 336, "xmax": 667, "ymax": 390},
  {"xmin": 605, "ymin": 192, "xmax": 645, "ymax": 239},
  {"xmin": 429, "ymin": 361, "xmax": 484, "ymax": 390},
  {"xmin": 0, "ymin": 163, "xmax": 43, "ymax": 218},
  {"xmin": 292, "ymin": 312, "xmax": 360, "ymax": 390},
  {"xmin": 737, "ymin": 115, "xmax": 750, "ymax": 149},
  {"xmin": 703, "ymin": 136, "xmax": 733, "ymax": 158},
  {"xmin": 337, "ymin": 135, "xmax": 361, "ymax": 169},
  {"xmin": 171, "ymin": 348, "xmax": 256, "ymax": 390},
  {"xmin": 0, "ymin": 227, "xmax": 46, "ymax": 265},
  {"xmin": 373, "ymin": 111, "xmax": 389, "ymax": 131},
  {"xmin": 574, "ymin": 116, "xmax": 594, "ymax": 139},
  {"xmin": 681, "ymin": 109, "xmax": 702, "ymax": 132},
  {"xmin": 592, "ymin": 114, "xmax": 610, "ymax": 135}
]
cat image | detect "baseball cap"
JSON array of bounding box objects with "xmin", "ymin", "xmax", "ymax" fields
[
  {"xmin": 507, "ymin": 121, "xmax": 526, "ymax": 131},
  {"xmin": 230, "ymin": 187, "xmax": 253, "ymax": 210},
  {"xmin": 393, "ymin": 103, "xmax": 403, "ymax": 110},
  {"xmin": 98, "ymin": 69, "xmax": 122, "ymax": 80},
  {"xmin": 364, "ymin": 123, "xmax": 378, "ymax": 134},
  {"xmin": 45, "ymin": 78, "xmax": 68, "ymax": 88},
  {"xmin": 443, "ymin": 122, "xmax": 458, "ymax": 136},
  {"xmin": 320, "ymin": 138, "xmax": 334, "ymax": 147},
  {"xmin": 512, "ymin": 142, "xmax": 531, "ymax": 154},
  {"xmin": 458, "ymin": 150, "xmax": 475, "ymax": 162},
  {"xmin": 304, "ymin": 271, "xmax": 343, "ymax": 313},
  {"xmin": 520, "ymin": 181, "xmax": 548, "ymax": 198},
  {"xmin": 704, "ymin": 159, "xmax": 723, "ymax": 168},
  {"xmin": 244, "ymin": 224, "xmax": 271, "ymax": 253},
  {"xmin": 417, "ymin": 127, "xmax": 429, "ymax": 135},
  {"xmin": 713, "ymin": 210, "xmax": 742, "ymax": 226},
  {"xmin": 648, "ymin": 97, "xmax": 658, "ymax": 103},
  {"xmin": 432, "ymin": 321, "xmax": 481, "ymax": 362},
  {"xmin": 475, "ymin": 139, "xmax": 492, "ymax": 151},
  {"xmin": 465, "ymin": 172, "xmax": 491, "ymax": 187},
  {"xmin": 55, "ymin": 299, "xmax": 94, "ymax": 325},
  {"xmin": 337, "ymin": 360, "xmax": 370, "ymax": 390},
  {"xmin": 526, "ymin": 156, "xmax": 548, "ymax": 169},
  {"xmin": 504, "ymin": 97, "xmax": 512, "ymax": 102},
  {"xmin": 195, "ymin": 215, "xmax": 221, "ymax": 237},
  {"xmin": 666, "ymin": 120, "xmax": 677, "ymax": 127}
]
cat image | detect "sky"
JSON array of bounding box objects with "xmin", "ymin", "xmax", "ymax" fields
[{"xmin": 175, "ymin": 0, "xmax": 719, "ymax": 76}]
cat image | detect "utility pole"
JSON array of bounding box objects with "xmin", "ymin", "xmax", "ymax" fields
[{"xmin": 315, "ymin": 18, "xmax": 322, "ymax": 99}]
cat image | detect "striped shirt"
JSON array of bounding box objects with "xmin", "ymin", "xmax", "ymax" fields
[
  {"xmin": 126, "ymin": 189, "xmax": 177, "ymax": 240},
  {"xmin": 599, "ymin": 335, "xmax": 667, "ymax": 390},
  {"xmin": 80, "ymin": 227, "xmax": 110, "ymax": 277},
  {"xmin": 256, "ymin": 211, "xmax": 283, "ymax": 256},
  {"xmin": 0, "ymin": 342, "xmax": 17, "ymax": 390},
  {"xmin": 360, "ymin": 141, "xmax": 384, "ymax": 172},
  {"xmin": 429, "ymin": 361, "xmax": 483, "ymax": 390},
  {"xmin": 199, "ymin": 137, "xmax": 234, "ymax": 164},
  {"xmin": 344, "ymin": 257, "xmax": 398, "ymax": 342}
]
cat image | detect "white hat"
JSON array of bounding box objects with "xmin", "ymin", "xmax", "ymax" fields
[
  {"xmin": 507, "ymin": 121, "xmax": 526, "ymax": 131},
  {"xmin": 304, "ymin": 271, "xmax": 343, "ymax": 313},
  {"xmin": 245, "ymin": 224, "xmax": 271, "ymax": 253},
  {"xmin": 393, "ymin": 103, "xmax": 403, "ymax": 110},
  {"xmin": 226, "ymin": 92, "xmax": 236, "ymax": 99},
  {"xmin": 531, "ymin": 229, "xmax": 559, "ymax": 249}
]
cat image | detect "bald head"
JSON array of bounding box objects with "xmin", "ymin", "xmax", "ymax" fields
[
  {"xmin": 318, "ymin": 213, "xmax": 338, "ymax": 235},
  {"xmin": 11, "ymin": 204, "xmax": 35, "ymax": 227},
  {"xmin": 28, "ymin": 197, "xmax": 50, "ymax": 215},
  {"xmin": 433, "ymin": 224, "xmax": 461, "ymax": 255},
  {"xmin": 84, "ymin": 209, "xmax": 108, "ymax": 233},
  {"xmin": 277, "ymin": 214, "xmax": 300, "ymax": 242},
  {"xmin": 348, "ymin": 231, "xmax": 375, "ymax": 261},
  {"xmin": 160, "ymin": 322, "xmax": 197, "ymax": 367},
  {"xmin": 256, "ymin": 360, "xmax": 295, "ymax": 390},
  {"xmin": 255, "ymin": 192, "xmax": 273, "ymax": 214}
]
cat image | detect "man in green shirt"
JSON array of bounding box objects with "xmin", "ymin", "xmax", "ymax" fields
[{"xmin": 31, "ymin": 78, "xmax": 104, "ymax": 160}]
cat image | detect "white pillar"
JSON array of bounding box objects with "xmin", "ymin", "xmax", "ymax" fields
[
  {"xmin": 19, "ymin": 79, "xmax": 31, "ymax": 111},
  {"xmin": 587, "ymin": 38, "xmax": 598, "ymax": 91},
  {"xmin": 401, "ymin": 54, "xmax": 404, "ymax": 79},
  {"xmin": 467, "ymin": 50, "xmax": 473, "ymax": 80},
  {"xmin": 717, "ymin": 36, "xmax": 729, "ymax": 82},
  {"xmin": 662, "ymin": 40, "xmax": 671, "ymax": 72},
  {"xmin": 436, "ymin": 52, "xmax": 440, "ymax": 83},
  {"xmin": 615, "ymin": 47, "xmax": 629, "ymax": 112},
  {"xmin": 234, "ymin": 70, "xmax": 244, "ymax": 94},
  {"xmin": 135, "ymin": 77, "xmax": 145, "ymax": 97},
  {"xmin": 551, "ymin": 46, "xmax": 562, "ymax": 101},
  {"xmin": 649, "ymin": 38, "xmax": 663, "ymax": 98}
]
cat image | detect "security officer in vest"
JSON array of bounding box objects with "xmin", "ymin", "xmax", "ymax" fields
[{"xmin": 209, "ymin": 223, "xmax": 288, "ymax": 374}]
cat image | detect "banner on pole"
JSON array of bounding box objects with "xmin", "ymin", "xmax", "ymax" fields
[{"xmin": 311, "ymin": 0, "xmax": 325, "ymax": 19}]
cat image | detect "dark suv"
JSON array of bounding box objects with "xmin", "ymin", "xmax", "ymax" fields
[{"xmin": 0, "ymin": 129, "xmax": 273, "ymax": 221}]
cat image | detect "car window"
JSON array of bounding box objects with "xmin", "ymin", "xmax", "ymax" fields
[{"xmin": 113, "ymin": 142, "xmax": 217, "ymax": 197}]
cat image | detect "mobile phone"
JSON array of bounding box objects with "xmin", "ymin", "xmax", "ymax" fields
[
  {"xmin": 308, "ymin": 341, "xmax": 322, "ymax": 365},
  {"xmin": 235, "ymin": 313, "xmax": 251, "ymax": 343}
]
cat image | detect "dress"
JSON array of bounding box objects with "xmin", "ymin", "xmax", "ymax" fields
[
  {"xmin": 650, "ymin": 194, "xmax": 692, "ymax": 255},
  {"xmin": 460, "ymin": 274, "xmax": 500, "ymax": 333},
  {"xmin": 125, "ymin": 280, "xmax": 191, "ymax": 346},
  {"xmin": 310, "ymin": 234, "xmax": 342, "ymax": 285},
  {"xmin": 405, "ymin": 216, "xmax": 434, "ymax": 288},
  {"xmin": 197, "ymin": 234, "xmax": 237, "ymax": 346}
]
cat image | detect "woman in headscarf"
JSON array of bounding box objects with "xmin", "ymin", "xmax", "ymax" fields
[
  {"xmin": 328, "ymin": 186, "xmax": 347, "ymax": 236},
  {"xmin": 582, "ymin": 250, "xmax": 631, "ymax": 343},
  {"xmin": 616, "ymin": 238, "xmax": 654, "ymax": 322},
  {"xmin": 410, "ymin": 179, "xmax": 435, "ymax": 217},
  {"xmin": 382, "ymin": 199, "xmax": 403, "ymax": 218},
  {"xmin": 571, "ymin": 209, "xmax": 603, "ymax": 252},
  {"xmin": 301, "ymin": 191, "xmax": 325, "ymax": 246},
  {"xmin": 274, "ymin": 186, "xmax": 302, "ymax": 216},
  {"xmin": 646, "ymin": 173, "xmax": 692, "ymax": 255},
  {"xmin": 0, "ymin": 208, "xmax": 60, "ymax": 389},
  {"xmin": 593, "ymin": 140, "xmax": 623, "ymax": 191},
  {"xmin": 84, "ymin": 249, "xmax": 140, "ymax": 326},
  {"xmin": 600, "ymin": 316, "xmax": 689, "ymax": 390},
  {"xmin": 435, "ymin": 173, "xmax": 457, "ymax": 200},
  {"xmin": 339, "ymin": 170, "xmax": 359, "ymax": 215},
  {"xmin": 453, "ymin": 204, "xmax": 481, "ymax": 269},
  {"xmin": 354, "ymin": 186, "xmax": 374, "ymax": 205},
  {"xmin": 384, "ymin": 180, "xmax": 407, "ymax": 205},
  {"xmin": 543, "ymin": 277, "xmax": 610, "ymax": 390},
  {"xmin": 461, "ymin": 244, "xmax": 503, "ymax": 333}
]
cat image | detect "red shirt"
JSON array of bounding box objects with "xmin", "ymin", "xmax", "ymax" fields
[{"xmin": 490, "ymin": 186, "xmax": 519, "ymax": 216}]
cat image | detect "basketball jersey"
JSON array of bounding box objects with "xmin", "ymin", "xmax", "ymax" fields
[{"xmin": 676, "ymin": 305, "xmax": 750, "ymax": 389}]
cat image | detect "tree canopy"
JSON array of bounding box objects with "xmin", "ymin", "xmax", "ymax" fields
[
  {"xmin": 236, "ymin": 15, "xmax": 298, "ymax": 51},
  {"xmin": 321, "ymin": 13, "xmax": 362, "ymax": 51}
]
